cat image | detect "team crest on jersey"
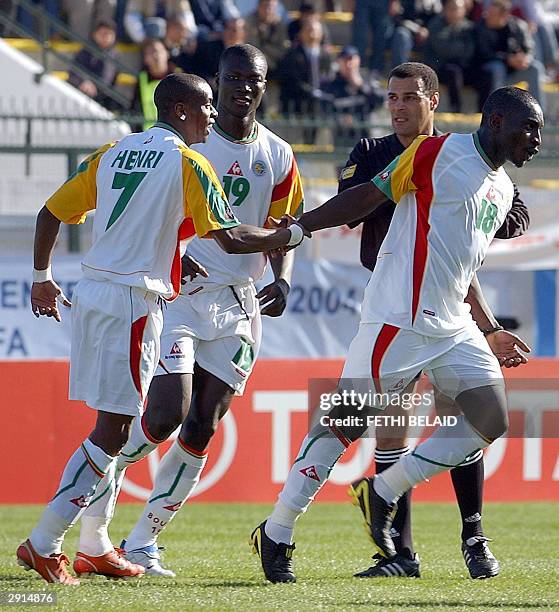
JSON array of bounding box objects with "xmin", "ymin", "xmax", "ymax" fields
[
  {"xmin": 227, "ymin": 160, "xmax": 243, "ymax": 176},
  {"xmin": 252, "ymin": 160, "xmax": 267, "ymax": 176}
]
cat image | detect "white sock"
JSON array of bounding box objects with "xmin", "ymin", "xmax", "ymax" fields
[
  {"xmin": 266, "ymin": 502, "xmax": 300, "ymax": 544},
  {"xmin": 270, "ymin": 426, "xmax": 349, "ymax": 544},
  {"xmin": 374, "ymin": 416, "xmax": 491, "ymax": 503},
  {"xmin": 125, "ymin": 439, "xmax": 208, "ymax": 551},
  {"xmin": 117, "ymin": 415, "xmax": 160, "ymax": 471},
  {"xmin": 30, "ymin": 438, "xmax": 114, "ymax": 556}
]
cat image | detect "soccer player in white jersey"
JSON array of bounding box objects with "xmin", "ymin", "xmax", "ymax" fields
[
  {"xmin": 17, "ymin": 73, "xmax": 306, "ymax": 585},
  {"xmin": 75, "ymin": 44, "xmax": 304, "ymax": 577},
  {"xmin": 251, "ymin": 86, "xmax": 543, "ymax": 583}
]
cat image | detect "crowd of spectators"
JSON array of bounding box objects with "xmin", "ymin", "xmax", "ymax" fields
[{"xmin": 3, "ymin": 0, "xmax": 558, "ymax": 124}]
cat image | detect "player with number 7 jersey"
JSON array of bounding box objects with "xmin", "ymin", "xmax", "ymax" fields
[{"xmin": 19, "ymin": 73, "xmax": 305, "ymax": 585}]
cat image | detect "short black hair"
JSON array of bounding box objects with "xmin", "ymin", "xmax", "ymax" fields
[
  {"xmin": 388, "ymin": 62, "xmax": 439, "ymax": 95},
  {"xmin": 93, "ymin": 19, "xmax": 116, "ymax": 31},
  {"xmin": 154, "ymin": 73, "xmax": 210, "ymax": 116},
  {"xmin": 218, "ymin": 44, "xmax": 268, "ymax": 75},
  {"xmin": 481, "ymin": 86, "xmax": 540, "ymax": 124}
]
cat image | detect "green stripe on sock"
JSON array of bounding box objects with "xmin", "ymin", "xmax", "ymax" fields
[
  {"xmin": 294, "ymin": 431, "xmax": 330, "ymax": 463},
  {"xmin": 89, "ymin": 483, "xmax": 111, "ymax": 505},
  {"xmin": 51, "ymin": 461, "xmax": 88, "ymax": 500},
  {"xmin": 149, "ymin": 463, "xmax": 186, "ymax": 503},
  {"xmin": 121, "ymin": 443, "xmax": 148, "ymax": 459},
  {"xmin": 412, "ymin": 450, "xmax": 462, "ymax": 469}
]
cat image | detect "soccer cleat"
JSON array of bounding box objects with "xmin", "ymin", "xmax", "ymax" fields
[
  {"xmin": 16, "ymin": 539, "xmax": 80, "ymax": 585},
  {"xmin": 121, "ymin": 540, "xmax": 176, "ymax": 578},
  {"xmin": 462, "ymin": 536, "xmax": 500, "ymax": 579},
  {"xmin": 348, "ymin": 476, "xmax": 397, "ymax": 558},
  {"xmin": 354, "ymin": 552, "xmax": 421, "ymax": 578},
  {"xmin": 250, "ymin": 521, "xmax": 296, "ymax": 583},
  {"xmin": 73, "ymin": 548, "xmax": 145, "ymax": 579}
]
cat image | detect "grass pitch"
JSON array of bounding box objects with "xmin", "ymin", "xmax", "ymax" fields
[{"xmin": 0, "ymin": 502, "xmax": 557, "ymax": 611}]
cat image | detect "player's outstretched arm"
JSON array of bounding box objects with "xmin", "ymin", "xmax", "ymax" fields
[
  {"xmin": 31, "ymin": 206, "xmax": 71, "ymax": 322},
  {"xmin": 466, "ymin": 273, "xmax": 530, "ymax": 367},
  {"xmin": 210, "ymin": 223, "xmax": 302, "ymax": 255},
  {"xmin": 297, "ymin": 182, "xmax": 387, "ymax": 234}
]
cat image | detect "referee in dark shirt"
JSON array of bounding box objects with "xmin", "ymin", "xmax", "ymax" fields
[{"xmin": 340, "ymin": 62, "xmax": 529, "ymax": 580}]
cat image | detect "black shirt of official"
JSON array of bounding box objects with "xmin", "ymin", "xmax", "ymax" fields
[{"xmin": 338, "ymin": 132, "xmax": 530, "ymax": 272}]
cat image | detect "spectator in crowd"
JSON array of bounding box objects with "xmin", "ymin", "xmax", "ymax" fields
[
  {"xmin": 12, "ymin": 0, "xmax": 60, "ymax": 37},
  {"xmin": 245, "ymin": 0, "xmax": 289, "ymax": 77},
  {"xmin": 279, "ymin": 19, "xmax": 332, "ymax": 141},
  {"xmin": 234, "ymin": 0, "xmax": 287, "ymax": 18},
  {"xmin": 131, "ymin": 38, "xmax": 175, "ymax": 129},
  {"xmin": 475, "ymin": 0, "xmax": 545, "ymax": 107},
  {"xmin": 323, "ymin": 45, "xmax": 384, "ymax": 144},
  {"xmin": 288, "ymin": 2, "xmax": 331, "ymax": 45},
  {"xmin": 124, "ymin": 0, "xmax": 196, "ymax": 43},
  {"xmin": 192, "ymin": 17, "xmax": 247, "ymax": 84},
  {"xmin": 61, "ymin": 0, "xmax": 116, "ymax": 39},
  {"xmin": 351, "ymin": 0, "xmax": 399, "ymax": 79},
  {"xmin": 512, "ymin": 0, "xmax": 558, "ymax": 77},
  {"xmin": 425, "ymin": 0, "xmax": 476, "ymax": 112},
  {"xmin": 390, "ymin": 0, "xmax": 442, "ymax": 67},
  {"xmin": 189, "ymin": 0, "xmax": 240, "ymax": 39},
  {"xmin": 165, "ymin": 13, "xmax": 199, "ymax": 69},
  {"xmin": 68, "ymin": 20, "xmax": 122, "ymax": 109}
]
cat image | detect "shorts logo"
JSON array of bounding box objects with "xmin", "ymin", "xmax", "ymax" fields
[
  {"xmin": 252, "ymin": 160, "xmax": 267, "ymax": 176},
  {"xmin": 227, "ymin": 160, "xmax": 243, "ymax": 176},
  {"xmin": 299, "ymin": 465, "xmax": 320, "ymax": 482},
  {"xmin": 423, "ymin": 309, "xmax": 436, "ymax": 317},
  {"xmin": 387, "ymin": 378, "xmax": 405, "ymax": 393},
  {"xmin": 165, "ymin": 343, "xmax": 184, "ymax": 360}
]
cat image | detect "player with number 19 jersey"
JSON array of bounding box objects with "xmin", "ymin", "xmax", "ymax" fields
[
  {"xmin": 188, "ymin": 124, "xmax": 304, "ymax": 285},
  {"xmin": 156, "ymin": 123, "xmax": 304, "ymax": 393}
]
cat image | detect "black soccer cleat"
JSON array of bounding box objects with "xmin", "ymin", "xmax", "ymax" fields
[
  {"xmin": 348, "ymin": 476, "xmax": 397, "ymax": 558},
  {"xmin": 462, "ymin": 536, "xmax": 500, "ymax": 579},
  {"xmin": 354, "ymin": 552, "xmax": 421, "ymax": 578},
  {"xmin": 250, "ymin": 521, "xmax": 296, "ymax": 583}
]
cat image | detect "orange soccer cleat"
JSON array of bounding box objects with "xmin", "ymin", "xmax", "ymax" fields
[
  {"xmin": 16, "ymin": 539, "xmax": 80, "ymax": 585},
  {"xmin": 73, "ymin": 548, "xmax": 146, "ymax": 579}
]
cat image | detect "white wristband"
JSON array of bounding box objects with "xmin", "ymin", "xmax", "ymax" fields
[
  {"xmin": 33, "ymin": 266, "xmax": 53, "ymax": 283},
  {"xmin": 287, "ymin": 223, "xmax": 304, "ymax": 247}
]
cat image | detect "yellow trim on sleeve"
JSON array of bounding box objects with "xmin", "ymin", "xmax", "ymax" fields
[
  {"xmin": 46, "ymin": 142, "xmax": 115, "ymax": 224},
  {"xmin": 390, "ymin": 135, "xmax": 427, "ymax": 203}
]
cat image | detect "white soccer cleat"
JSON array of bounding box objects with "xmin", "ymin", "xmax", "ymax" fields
[{"xmin": 121, "ymin": 541, "xmax": 176, "ymax": 578}]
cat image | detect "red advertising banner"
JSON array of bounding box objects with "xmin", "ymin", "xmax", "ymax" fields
[{"xmin": 2, "ymin": 360, "xmax": 558, "ymax": 504}]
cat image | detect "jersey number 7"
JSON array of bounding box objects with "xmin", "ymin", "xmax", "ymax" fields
[{"xmin": 106, "ymin": 171, "xmax": 147, "ymax": 230}]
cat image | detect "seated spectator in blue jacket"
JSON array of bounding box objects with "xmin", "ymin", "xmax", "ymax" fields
[
  {"xmin": 68, "ymin": 20, "xmax": 122, "ymax": 110},
  {"xmin": 425, "ymin": 0, "xmax": 476, "ymax": 112},
  {"xmin": 474, "ymin": 0, "xmax": 545, "ymax": 108},
  {"xmin": 323, "ymin": 46, "xmax": 384, "ymax": 144}
]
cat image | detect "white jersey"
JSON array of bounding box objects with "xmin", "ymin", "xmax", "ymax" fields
[
  {"xmin": 186, "ymin": 123, "xmax": 304, "ymax": 286},
  {"xmin": 366, "ymin": 132, "xmax": 514, "ymax": 336},
  {"xmin": 46, "ymin": 123, "xmax": 238, "ymax": 299}
]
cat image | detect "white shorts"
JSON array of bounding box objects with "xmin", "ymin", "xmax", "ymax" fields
[
  {"xmin": 69, "ymin": 278, "xmax": 163, "ymax": 416},
  {"xmin": 341, "ymin": 322, "xmax": 502, "ymax": 405},
  {"xmin": 155, "ymin": 282, "xmax": 261, "ymax": 395}
]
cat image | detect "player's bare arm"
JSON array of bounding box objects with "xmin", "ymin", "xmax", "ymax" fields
[
  {"xmin": 31, "ymin": 206, "xmax": 71, "ymax": 322},
  {"xmin": 257, "ymin": 250, "xmax": 295, "ymax": 317},
  {"xmin": 466, "ymin": 273, "xmax": 530, "ymax": 367},
  {"xmin": 210, "ymin": 222, "xmax": 302, "ymax": 254},
  {"xmin": 297, "ymin": 182, "xmax": 387, "ymax": 234}
]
